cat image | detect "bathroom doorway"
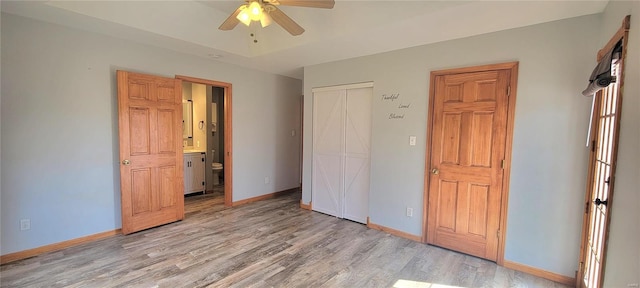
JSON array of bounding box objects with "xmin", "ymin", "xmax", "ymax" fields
[
  {"xmin": 207, "ymin": 86, "xmax": 225, "ymax": 196},
  {"xmin": 177, "ymin": 75, "xmax": 233, "ymax": 207}
]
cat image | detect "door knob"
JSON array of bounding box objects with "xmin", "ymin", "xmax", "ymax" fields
[
  {"xmin": 122, "ymin": 159, "xmax": 131, "ymax": 165},
  {"xmin": 431, "ymin": 168, "xmax": 439, "ymax": 175}
]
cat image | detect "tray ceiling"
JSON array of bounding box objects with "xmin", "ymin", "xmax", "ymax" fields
[{"xmin": 1, "ymin": 1, "xmax": 608, "ymax": 79}]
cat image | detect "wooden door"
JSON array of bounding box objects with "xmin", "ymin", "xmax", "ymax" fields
[
  {"xmin": 578, "ymin": 73, "xmax": 621, "ymax": 288},
  {"xmin": 426, "ymin": 64, "xmax": 515, "ymax": 261},
  {"xmin": 578, "ymin": 43, "xmax": 626, "ymax": 288},
  {"xmin": 117, "ymin": 71, "xmax": 184, "ymax": 235},
  {"xmin": 343, "ymin": 87, "xmax": 372, "ymax": 224},
  {"xmin": 312, "ymin": 89, "xmax": 346, "ymax": 218}
]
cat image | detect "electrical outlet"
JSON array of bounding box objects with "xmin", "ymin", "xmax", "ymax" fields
[
  {"xmin": 291, "ymin": 130, "xmax": 296, "ymax": 137},
  {"xmin": 264, "ymin": 176, "xmax": 270, "ymax": 184},
  {"xmin": 406, "ymin": 207, "xmax": 413, "ymax": 217},
  {"xmin": 197, "ymin": 141, "xmax": 200, "ymax": 148},
  {"xmin": 409, "ymin": 136, "xmax": 417, "ymax": 146},
  {"xmin": 20, "ymin": 219, "xmax": 30, "ymax": 231}
]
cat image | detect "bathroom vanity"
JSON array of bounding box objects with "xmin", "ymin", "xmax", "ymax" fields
[{"xmin": 183, "ymin": 152, "xmax": 206, "ymax": 195}]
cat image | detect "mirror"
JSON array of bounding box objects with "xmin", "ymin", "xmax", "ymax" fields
[{"xmin": 183, "ymin": 100, "xmax": 193, "ymax": 139}]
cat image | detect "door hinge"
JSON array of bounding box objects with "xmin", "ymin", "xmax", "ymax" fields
[
  {"xmin": 507, "ymin": 86, "xmax": 511, "ymax": 96},
  {"xmin": 202, "ymin": 157, "xmax": 205, "ymax": 162},
  {"xmin": 591, "ymin": 140, "xmax": 596, "ymax": 152},
  {"xmin": 501, "ymin": 159, "xmax": 505, "ymax": 169},
  {"xmin": 578, "ymin": 262, "xmax": 584, "ymax": 273},
  {"xmin": 585, "ymin": 201, "xmax": 590, "ymax": 214},
  {"xmin": 497, "ymin": 229, "xmax": 501, "ymax": 238},
  {"xmin": 202, "ymin": 181, "xmax": 205, "ymax": 186}
]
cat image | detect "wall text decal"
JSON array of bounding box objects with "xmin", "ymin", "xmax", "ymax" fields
[{"xmin": 381, "ymin": 93, "xmax": 412, "ymax": 120}]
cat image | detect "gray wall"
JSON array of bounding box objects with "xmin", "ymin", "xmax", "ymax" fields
[
  {"xmin": 599, "ymin": 2, "xmax": 640, "ymax": 287},
  {"xmin": 303, "ymin": 15, "xmax": 601, "ymax": 277},
  {"xmin": 0, "ymin": 13, "xmax": 302, "ymax": 255}
]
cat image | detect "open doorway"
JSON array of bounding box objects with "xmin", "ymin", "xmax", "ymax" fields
[{"xmin": 177, "ymin": 75, "xmax": 233, "ymax": 207}]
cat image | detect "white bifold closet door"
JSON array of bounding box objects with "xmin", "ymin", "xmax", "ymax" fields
[{"xmin": 312, "ymin": 84, "xmax": 372, "ymax": 224}]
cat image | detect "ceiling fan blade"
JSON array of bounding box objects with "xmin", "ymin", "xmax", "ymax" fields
[
  {"xmin": 273, "ymin": 0, "xmax": 335, "ymax": 9},
  {"xmin": 269, "ymin": 7, "xmax": 305, "ymax": 36},
  {"xmin": 218, "ymin": 7, "xmax": 243, "ymax": 30}
]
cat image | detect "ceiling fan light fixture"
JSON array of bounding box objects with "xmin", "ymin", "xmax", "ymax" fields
[
  {"xmin": 260, "ymin": 12, "xmax": 272, "ymax": 28},
  {"xmin": 248, "ymin": 1, "xmax": 263, "ymax": 21},
  {"xmin": 236, "ymin": 5, "xmax": 252, "ymax": 26},
  {"xmin": 220, "ymin": 0, "xmax": 334, "ymax": 36}
]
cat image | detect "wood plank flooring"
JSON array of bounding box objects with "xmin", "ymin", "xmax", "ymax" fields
[{"xmin": 1, "ymin": 190, "xmax": 568, "ymax": 288}]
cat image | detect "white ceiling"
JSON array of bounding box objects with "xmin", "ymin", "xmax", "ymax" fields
[{"xmin": 1, "ymin": 0, "xmax": 608, "ymax": 79}]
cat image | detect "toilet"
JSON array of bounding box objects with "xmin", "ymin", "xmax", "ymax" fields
[{"xmin": 212, "ymin": 162, "xmax": 223, "ymax": 186}]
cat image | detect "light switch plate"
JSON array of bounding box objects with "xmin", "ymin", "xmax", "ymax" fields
[{"xmin": 409, "ymin": 136, "xmax": 417, "ymax": 146}]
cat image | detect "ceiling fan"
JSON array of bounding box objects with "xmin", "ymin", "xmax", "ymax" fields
[{"xmin": 219, "ymin": 0, "xmax": 335, "ymax": 36}]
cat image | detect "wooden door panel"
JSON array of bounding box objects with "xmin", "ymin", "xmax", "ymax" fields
[
  {"xmin": 468, "ymin": 184, "xmax": 489, "ymax": 237},
  {"xmin": 157, "ymin": 82, "xmax": 176, "ymax": 102},
  {"xmin": 433, "ymin": 181, "xmax": 494, "ymax": 258},
  {"xmin": 118, "ymin": 71, "xmax": 184, "ymax": 235},
  {"xmin": 159, "ymin": 166, "xmax": 177, "ymax": 209},
  {"xmin": 475, "ymin": 80, "xmax": 498, "ymax": 101},
  {"xmin": 129, "ymin": 108, "xmax": 151, "ymax": 155},
  {"xmin": 457, "ymin": 113, "xmax": 473, "ymax": 166},
  {"xmin": 131, "ymin": 168, "xmax": 152, "ymax": 215},
  {"xmin": 454, "ymin": 183, "xmax": 471, "ymax": 237},
  {"xmin": 444, "ymin": 83, "xmax": 463, "ymax": 102},
  {"xmin": 157, "ymin": 109, "xmax": 176, "ymax": 154},
  {"xmin": 427, "ymin": 65, "xmax": 513, "ymax": 262},
  {"xmin": 436, "ymin": 229, "xmax": 486, "ymax": 257},
  {"xmin": 470, "ymin": 112, "xmax": 494, "ymax": 167},
  {"xmin": 436, "ymin": 180, "xmax": 458, "ymax": 231},
  {"xmin": 443, "ymin": 102, "xmax": 497, "ymax": 112},
  {"xmin": 441, "ymin": 113, "xmax": 462, "ymax": 165},
  {"xmin": 128, "ymin": 80, "xmax": 151, "ymax": 101}
]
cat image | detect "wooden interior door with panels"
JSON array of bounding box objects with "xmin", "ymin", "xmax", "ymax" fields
[
  {"xmin": 117, "ymin": 71, "xmax": 185, "ymax": 235},
  {"xmin": 424, "ymin": 62, "xmax": 518, "ymax": 263},
  {"xmin": 312, "ymin": 83, "xmax": 372, "ymax": 224}
]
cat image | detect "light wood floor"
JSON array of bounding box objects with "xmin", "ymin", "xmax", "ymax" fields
[{"xmin": 1, "ymin": 190, "xmax": 568, "ymax": 288}]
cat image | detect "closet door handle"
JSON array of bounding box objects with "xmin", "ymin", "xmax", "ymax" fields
[{"xmin": 122, "ymin": 160, "xmax": 131, "ymax": 166}]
